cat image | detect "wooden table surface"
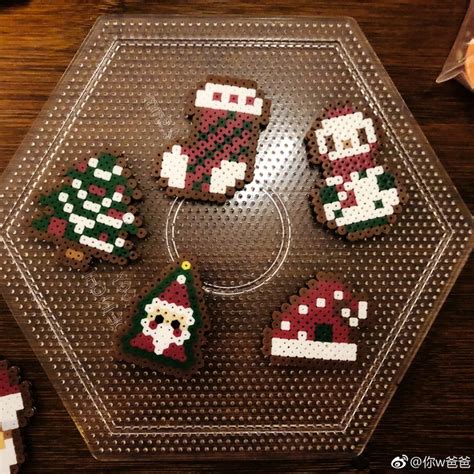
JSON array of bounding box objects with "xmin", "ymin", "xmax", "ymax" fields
[{"xmin": 0, "ymin": 0, "xmax": 472, "ymax": 472}]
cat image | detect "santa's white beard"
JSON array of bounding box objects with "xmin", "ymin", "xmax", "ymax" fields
[{"xmin": 140, "ymin": 319, "xmax": 191, "ymax": 355}]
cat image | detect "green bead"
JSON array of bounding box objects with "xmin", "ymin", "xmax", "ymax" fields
[
  {"xmin": 377, "ymin": 171, "xmax": 396, "ymax": 191},
  {"xmin": 315, "ymin": 324, "xmax": 333, "ymax": 342},
  {"xmin": 320, "ymin": 185, "xmax": 338, "ymax": 204}
]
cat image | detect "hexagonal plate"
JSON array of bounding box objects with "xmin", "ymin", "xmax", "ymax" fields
[{"xmin": 0, "ymin": 16, "xmax": 471, "ymax": 460}]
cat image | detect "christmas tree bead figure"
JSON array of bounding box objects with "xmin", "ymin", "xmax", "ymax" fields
[
  {"xmin": 115, "ymin": 258, "xmax": 209, "ymax": 377},
  {"xmin": 0, "ymin": 360, "xmax": 34, "ymax": 473},
  {"xmin": 263, "ymin": 273, "xmax": 368, "ymax": 366},
  {"xmin": 30, "ymin": 150, "xmax": 147, "ymax": 270},
  {"xmin": 305, "ymin": 103, "xmax": 407, "ymax": 240},
  {"xmin": 154, "ymin": 76, "xmax": 271, "ymax": 203}
]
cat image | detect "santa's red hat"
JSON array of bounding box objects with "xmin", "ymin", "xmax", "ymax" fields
[
  {"xmin": 0, "ymin": 367, "xmax": 21, "ymax": 398},
  {"xmin": 157, "ymin": 274, "xmax": 191, "ymax": 311}
]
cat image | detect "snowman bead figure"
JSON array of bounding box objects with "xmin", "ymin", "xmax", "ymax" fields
[{"xmin": 305, "ymin": 103, "xmax": 406, "ymax": 240}]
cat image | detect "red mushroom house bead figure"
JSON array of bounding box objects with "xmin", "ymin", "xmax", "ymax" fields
[{"xmin": 263, "ymin": 273, "xmax": 368, "ymax": 365}]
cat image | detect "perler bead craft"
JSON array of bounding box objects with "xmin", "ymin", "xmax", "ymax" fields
[
  {"xmin": 263, "ymin": 272, "xmax": 368, "ymax": 366},
  {"xmin": 0, "ymin": 359, "xmax": 34, "ymax": 474},
  {"xmin": 153, "ymin": 76, "xmax": 271, "ymax": 203},
  {"xmin": 29, "ymin": 150, "xmax": 147, "ymax": 270},
  {"xmin": 115, "ymin": 257, "xmax": 209, "ymax": 378},
  {"xmin": 305, "ymin": 102, "xmax": 407, "ymax": 240}
]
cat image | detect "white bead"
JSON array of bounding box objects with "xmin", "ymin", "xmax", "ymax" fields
[
  {"xmin": 63, "ymin": 203, "xmax": 73, "ymax": 213},
  {"xmin": 326, "ymin": 175, "xmax": 343, "ymax": 186},
  {"xmin": 280, "ymin": 320, "xmax": 290, "ymax": 330},
  {"xmin": 96, "ymin": 213, "xmax": 122, "ymax": 229},
  {"xmin": 316, "ymin": 298, "xmax": 326, "ymax": 307},
  {"xmin": 69, "ymin": 212, "xmax": 95, "ymax": 230},
  {"xmin": 122, "ymin": 212, "xmax": 135, "ymax": 224},
  {"xmin": 79, "ymin": 234, "xmax": 113, "ymax": 253},
  {"xmin": 333, "ymin": 290, "xmax": 344, "ymax": 300},
  {"xmin": 72, "ymin": 179, "xmax": 82, "ymax": 189},
  {"xmin": 74, "ymin": 223, "xmax": 84, "ymax": 235},
  {"xmin": 112, "ymin": 165, "xmax": 123, "ymax": 175},
  {"xmin": 297, "ymin": 331, "xmax": 307, "ymax": 341},
  {"xmin": 83, "ymin": 200, "xmax": 101, "ymax": 213},
  {"xmin": 298, "ymin": 304, "xmax": 309, "ymax": 315},
  {"xmin": 94, "ymin": 168, "xmax": 112, "ymax": 181},
  {"xmin": 58, "ymin": 192, "xmax": 68, "ymax": 203},
  {"xmin": 114, "ymin": 237, "xmax": 125, "ymax": 248},
  {"xmin": 88, "ymin": 157, "xmax": 98, "ymax": 168},
  {"xmin": 358, "ymin": 301, "xmax": 368, "ymax": 319}
]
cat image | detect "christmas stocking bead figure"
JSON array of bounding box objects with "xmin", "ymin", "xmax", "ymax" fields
[
  {"xmin": 154, "ymin": 76, "xmax": 271, "ymax": 203},
  {"xmin": 30, "ymin": 150, "xmax": 147, "ymax": 270},
  {"xmin": 0, "ymin": 360, "xmax": 34, "ymax": 473},
  {"xmin": 305, "ymin": 103, "xmax": 407, "ymax": 240},
  {"xmin": 115, "ymin": 258, "xmax": 209, "ymax": 378},
  {"xmin": 263, "ymin": 272, "xmax": 368, "ymax": 366}
]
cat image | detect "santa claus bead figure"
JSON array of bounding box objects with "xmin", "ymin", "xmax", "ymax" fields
[
  {"xmin": 305, "ymin": 103, "xmax": 406, "ymax": 240},
  {"xmin": 0, "ymin": 360, "xmax": 33, "ymax": 473},
  {"xmin": 134, "ymin": 274, "xmax": 196, "ymax": 363},
  {"xmin": 115, "ymin": 258, "xmax": 209, "ymax": 377}
]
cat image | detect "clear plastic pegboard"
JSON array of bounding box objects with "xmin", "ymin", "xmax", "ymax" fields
[{"xmin": 0, "ymin": 15, "xmax": 471, "ymax": 460}]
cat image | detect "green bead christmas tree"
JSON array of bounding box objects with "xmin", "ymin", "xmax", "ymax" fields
[
  {"xmin": 115, "ymin": 259, "xmax": 209, "ymax": 377},
  {"xmin": 30, "ymin": 151, "xmax": 146, "ymax": 270}
]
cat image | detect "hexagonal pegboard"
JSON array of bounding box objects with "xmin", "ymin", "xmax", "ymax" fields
[{"xmin": 0, "ymin": 16, "xmax": 471, "ymax": 460}]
